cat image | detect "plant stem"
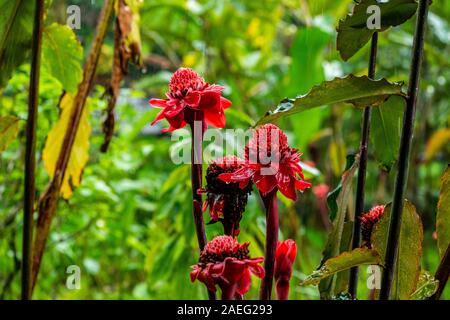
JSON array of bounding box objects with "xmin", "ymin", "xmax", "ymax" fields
[
  {"xmin": 348, "ymin": 32, "xmax": 378, "ymax": 299},
  {"xmin": 188, "ymin": 111, "xmax": 215, "ymax": 300},
  {"xmin": 31, "ymin": 0, "xmax": 114, "ymax": 292},
  {"xmin": 379, "ymin": 0, "xmax": 430, "ymax": 300},
  {"xmin": 259, "ymin": 189, "xmax": 278, "ymax": 300},
  {"xmin": 221, "ymin": 283, "xmax": 238, "ymax": 300},
  {"xmin": 22, "ymin": 0, "xmax": 45, "ymax": 301},
  {"xmin": 429, "ymin": 242, "xmax": 450, "ymax": 300}
]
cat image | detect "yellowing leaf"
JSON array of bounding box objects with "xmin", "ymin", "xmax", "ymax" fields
[
  {"xmin": 424, "ymin": 128, "xmax": 450, "ymax": 162},
  {"xmin": 43, "ymin": 93, "xmax": 91, "ymax": 199},
  {"xmin": 437, "ymin": 165, "xmax": 450, "ymax": 260}
]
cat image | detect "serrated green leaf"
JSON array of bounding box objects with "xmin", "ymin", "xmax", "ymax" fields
[
  {"xmin": 437, "ymin": 165, "xmax": 450, "ymax": 260},
  {"xmin": 0, "ymin": 115, "xmax": 20, "ymax": 153},
  {"xmin": 302, "ymin": 248, "xmax": 381, "ymax": 286},
  {"xmin": 256, "ymin": 75, "xmax": 405, "ymax": 125},
  {"xmin": 0, "ymin": 0, "xmax": 35, "ymax": 89},
  {"xmin": 42, "ymin": 23, "xmax": 83, "ymax": 93},
  {"xmin": 371, "ymin": 200, "xmax": 423, "ymax": 299},
  {"xmin": 371, "ymin": 95, "xmax": 404, "ymax": 171},
  {"xmin": 337, "ymin": 0, "xmax": 418, "ymax": 61}
]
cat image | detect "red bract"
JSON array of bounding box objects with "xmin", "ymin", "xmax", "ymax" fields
[
  {"xmin": 360, "ymin": 205, "xmax": 385, "ymax": 247},
  {"xmin": 190, "ymin": 235, "xmax": 264, "ymax": 299},
  {"xmin": 274, "ymin": 239, "xmax": 297, "ymax": 300},
  {"xmin": 219, "ymin": 124, "xmax": 311, "ymax": 200},
  {"xmin": 149, "ymin": 68, "xmax": 231, "ymax": 132}
]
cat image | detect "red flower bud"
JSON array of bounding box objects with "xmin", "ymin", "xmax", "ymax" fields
[
  {"xmin": 360, "ymin": 205, "xmax": 385, "ymax": 247},
  {"xmin": 274, "ymin": 239, "xmax": 297, "ymax": 300}
]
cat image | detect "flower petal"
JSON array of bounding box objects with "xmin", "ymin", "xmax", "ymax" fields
[{"xmin": 149, "ymin": 98, "xmax": 168, "ymax": 108}]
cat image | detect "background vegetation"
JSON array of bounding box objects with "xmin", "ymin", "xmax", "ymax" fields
[{"xmin": 0, "ymin": 0, "xmax": 449, "ymax": 299}]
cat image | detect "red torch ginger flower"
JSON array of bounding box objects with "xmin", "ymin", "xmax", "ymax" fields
[
  {"xmin": 218, "ymin": 124, "xmax": 311, "ymax": 200},
  {"xmin": 360, "ymin": 205, "xmax": 385, "ymax": 247},
  {"xmin": 313, "ymin": 183, "xmax": 330, "ymax": 201},
  {"xmin": 202, "ymin": 156, "xmax": 252, "ymax": 236},
  {"xmin": 274, "ymin": 239, "xmax": 297, "ymax": 300},
  {"xmin": 149, "ymin": 68, "xmax": 232, "ymax": 132},
  {"xmin": 190, "ymin": 235, "xmax": 264, "ymax": 299}
]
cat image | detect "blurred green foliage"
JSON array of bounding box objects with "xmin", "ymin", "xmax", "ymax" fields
[{"xmin": 1, "ymin": 0, "xmax": 449, "ymax": 300}]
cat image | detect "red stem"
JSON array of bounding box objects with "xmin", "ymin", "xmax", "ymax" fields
[
  {"xmin": 188, "ymin": 110, "xmax": 215, "ymax": 300},
  {"xmin": 259, "ymin": 189, "xmax": 279, "ymax": 300}
]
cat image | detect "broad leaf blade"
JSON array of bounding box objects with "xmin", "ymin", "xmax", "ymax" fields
[
  {"xmin": 0, "ymin": 115, "xmax": 20, "ymax": 153},
  {"xmin": 371, "ymin": 200, "xmax": 423, "ymax": 299},
  {"xmin": 302, "ymin": 248, "xmax": 381, "ymax": 286},
  {"xmin": 371, "ymin": 95, "xmax": 404, "ymax": 171},
  {"xmin": 42, "ymin": 23, "xmax": 83, "ymax": 93},
  {"xmin": 0, "ymin": 0, "xmax": 35, "ymax": 89},
  {"xmin": 256, "ymin": 75, "xmax": 405, "ymax": 125},
  {"xmin": 437, "ymin": 165, "xmax": 450, "ymax": 260},
  {"xmin": 337, "ymin": 0, "xmax": 418, "ymax": 61},
  {"xmin": 42, "ymin": 93, "xmax": 92, "ymax": 199}
]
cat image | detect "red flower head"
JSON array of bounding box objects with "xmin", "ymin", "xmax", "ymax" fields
[
  {"xmin": 274, "ymin": 239, "xmax": 297, "ymax": 300},
  {"xmin": 360, "ymin": 205, "xmax": 385, "ymax": 247},
  {"xmin": 202, "ymin": 156, "xmax": 252, "ymax": 236},
  {"xmin": 149, "ymin": 68, "xmax": 232, "ymax": 132},
  {"xmin": 218, "ymin": 124, "xmax": 311, "ymax": 200},
  {"xmin": 190, "ymin": 235, "xmax": 264, "ymax": 299}
]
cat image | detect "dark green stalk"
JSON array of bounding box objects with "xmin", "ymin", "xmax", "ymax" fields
[
  {"xmin": 348, "ymin": 32, "xmax": 378, "ymax": 299},
  {"xmin": 22, "ymin": 0, "xmax": 45, "ymax": 300},
  {"xmin": 379, "ymin": 0, "xmax": 430, "ymax": 300}
]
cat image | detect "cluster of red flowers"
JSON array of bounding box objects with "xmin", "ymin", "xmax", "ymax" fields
[{"xmin": 150, "ymin": 68, "xmax": 311, "ymax": 300}]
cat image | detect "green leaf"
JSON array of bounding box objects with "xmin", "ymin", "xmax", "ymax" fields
[
  {"xmin": 319, "ymin": 154, "xmax": 359, "ymax": 298},
  {"xmin": 410, "ymin": 271, "xmax": 439, "ymax": 300},
  {"xmin": 437, "ymin": 165, "xmax": 450, "ymax": 260},
  {"xmin": 371, "ymin": 200, "xmax": 423, "ymax": 299},
  {"xmin": 301, "ymin": 248, "xmax": 382, "ymax": 286},
  {"xmin": 0, "ymin": 115, "xmax": 20, "ymax": 153},
  {"xmin": 337, "ymin": 0, "xmax": 418, "ymax": 61},
  {"xmin": 42, "ymin": 23, "xmax": 83, "ymax": 93},
  {"xmin": 326, "ymin": 154, "xmax": 356, "ymax": 220},
  {"xmin": 0, "ymin": 0, "xmax": 35, "ymax": 89},
  {"xmin": 256, "ymin": 75, "xmax": 405, "ymax": 125},
  {"xmin": 371, "ymin": 95, "xmax": 404, "ymax": 171}
]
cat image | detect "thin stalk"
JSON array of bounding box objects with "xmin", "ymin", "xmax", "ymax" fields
[
  {"xmin": 379, "ymin": 0, "xmax": 430, "ymax": 300},
  {"xmin": 348, "ymin": 32, "xmax": 378, "ymax": 299},
  {"xmin": 259, "ymin": 189, "xmax": 278, "ymax": 300},
  {"xmin": 22, "ymin": 0, "xmax": 45, "ymax": 300},
  {"xmin": 188, "ymin": 112, "xmax": 215, "ymax": 300},
  {"xmin": 429, "ymin": 243, "xmax": 450, "ymax": 300},
  {"xmin": 31, "ymin": 0, "xmax": 115, "ymax": 292}
]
